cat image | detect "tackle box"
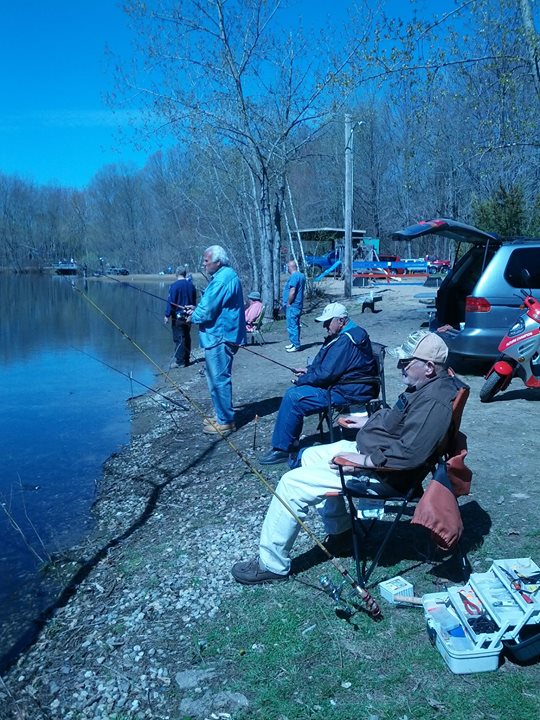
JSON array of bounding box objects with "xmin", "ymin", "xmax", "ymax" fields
[{"xmin": 422, "ymin": 557, "xmax": 540, "ymax": 674}]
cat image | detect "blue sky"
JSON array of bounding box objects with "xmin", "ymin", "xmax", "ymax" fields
[
  {"xmin": 1, "ymin": 1, "xmax": 147, "ymax": 189},
  {"xmin": 0, "ymin": 0, "xmax": 447, "ymax": 190}
]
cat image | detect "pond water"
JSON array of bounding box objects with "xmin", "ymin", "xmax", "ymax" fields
[{"xmin": 0, "ymin": 274, "xmax": 176, "ymax": 665}]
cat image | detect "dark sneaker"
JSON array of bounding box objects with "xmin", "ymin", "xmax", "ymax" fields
[
  {"xmin": 231, "ymin": 558, "xmax": 289, "ymax": 585},
  {"xmin": 322, "ymin": 530, "xmax": 354, "ymax": 557},
  {"xmin": 259, "ymin": 448, "xmax": 290, "ymax": 465}
]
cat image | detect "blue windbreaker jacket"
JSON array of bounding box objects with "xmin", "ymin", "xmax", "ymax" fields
[
  {"xmin": 295, "ymin": 320, "xmax": 377, "ymax": 402},
  {"xmin": 191, "ymin": 266, "xmax": 246, "ymax": 349}
]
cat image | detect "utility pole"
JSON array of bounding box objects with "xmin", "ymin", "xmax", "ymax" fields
[{"xmin": 344, "ymin": 113, "xmax": 353, "ymax": 298}]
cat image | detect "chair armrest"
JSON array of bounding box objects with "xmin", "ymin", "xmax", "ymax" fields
[
  {"xmin": 332, "ymin": 455, "xmax": 396, "ymax": 472},
  {"xmin": 337, "ymin": 416, "xmax": 366, "ymax": 429}
]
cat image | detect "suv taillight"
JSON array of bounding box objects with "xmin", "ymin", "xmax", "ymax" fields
[{"xmin": 465, "ymin": 296, "xmax": 491, "ymax": 313}]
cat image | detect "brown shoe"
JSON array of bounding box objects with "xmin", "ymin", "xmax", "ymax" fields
[
  {"xmin": 203, "ymin": 422, "xmax": 236, "ymax": 435},
  {"xmin": 231, "ymin": 558, "xmax": 289, "ymax": 585}
]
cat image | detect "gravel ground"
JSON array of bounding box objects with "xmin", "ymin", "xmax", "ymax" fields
[{"xmin": 1, "ymin": 280, "xmax": 538, "ymax": 719}]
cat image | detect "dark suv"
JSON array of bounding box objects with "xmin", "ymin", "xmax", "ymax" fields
[{"xmin": 392, "ymin": 219, "xmax": 540, "ymax": 360}]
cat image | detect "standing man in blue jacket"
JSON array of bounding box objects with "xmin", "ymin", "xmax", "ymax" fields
[
  {"xmin": 164, "ymin": 266, "xmax": 197, "ymax": 368},
  {"xmin": 259, "ymin": 302, "xmax": 377, "ymax": 464},
  {"xmin": 283, "ymin": 260, "xmax": 306, "ymax": 352},
  {"xmin": 185, "ymin": 246, "xmax": 246, "ymax": 435}
]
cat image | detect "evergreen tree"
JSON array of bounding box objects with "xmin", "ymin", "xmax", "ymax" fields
[{"xmin": 472, "ymin": 185, "xmax": 526, "ymax": 237}]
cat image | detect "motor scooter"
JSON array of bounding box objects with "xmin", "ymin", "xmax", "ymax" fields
[{"xmin": 480, "ymin": 271, "xmax": 540, "ymax": 402}]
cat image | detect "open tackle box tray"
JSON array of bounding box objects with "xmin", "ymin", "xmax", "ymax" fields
[{"xmin": 422, "ymin": 557, "xmax": 540, "ymax": 674}]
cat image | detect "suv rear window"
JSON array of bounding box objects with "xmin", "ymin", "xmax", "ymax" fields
[{"xmin": 504, "ymin": 248, "xmax": 540, "ymax": 289}]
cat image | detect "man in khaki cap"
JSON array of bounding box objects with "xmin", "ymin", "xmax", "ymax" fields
[{"xmin": 232, "ymin": 332, "xmax": 468, "ymax": 585}]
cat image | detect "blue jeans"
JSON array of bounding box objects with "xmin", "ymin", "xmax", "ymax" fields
[
  {"xmin": 204, "ymin": 342, "xmax": 238, "ymax": 424},
  {"xmin": 286, "ymin": 305, "xmax": 302, "ymax": 348},
  {"xmin": 271, "ymin": 384, "xmax": 348, "ymax": 451}
]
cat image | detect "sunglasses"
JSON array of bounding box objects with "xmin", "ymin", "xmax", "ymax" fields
[{"xmin": 396, "ymin": 357, "xmax": 428, "ymax": 369}]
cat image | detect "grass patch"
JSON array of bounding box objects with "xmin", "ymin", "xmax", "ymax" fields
[{"xmin": 185, "ymin": 563, "xmax": 539, "ymax": 719}]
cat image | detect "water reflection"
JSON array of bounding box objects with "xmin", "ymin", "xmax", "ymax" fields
[{"xmin": 0, "ymin": 274, "xmax": 175, "ymax": 661}]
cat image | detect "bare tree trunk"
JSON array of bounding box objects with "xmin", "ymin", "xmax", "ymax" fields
[
  {"xmin": 272, "ymin": 179, "xmax": 285, "ymax": 308},
  {"xmin": 285, "ymin": 176, "xmax": 311, "ymax": 293},
  {"xmin": 252, "ymin": 168, "xmax": 275, "ymax": 311},
  {"xmin": 519, "ymin": 0, "xmax": 540, "ymax": 100}
]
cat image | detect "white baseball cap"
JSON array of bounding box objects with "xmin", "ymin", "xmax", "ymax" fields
[{"xmin": 315, "ymin": 302, "xmax": 349, "ymax": 322}]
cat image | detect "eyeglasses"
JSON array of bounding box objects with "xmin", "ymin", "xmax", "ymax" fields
[{"xmin": 396, "ymin": 357, "xmax": 427, "ymax": 370}]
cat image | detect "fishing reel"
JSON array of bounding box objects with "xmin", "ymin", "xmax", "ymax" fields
[{"xmin": 319, "ymin": 575, "xmax": 355, "ymax": 619}]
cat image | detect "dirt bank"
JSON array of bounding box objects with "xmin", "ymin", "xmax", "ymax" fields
[{"xmin": 1, "ymin": 280, "xmax": 539, "ymax": 718}]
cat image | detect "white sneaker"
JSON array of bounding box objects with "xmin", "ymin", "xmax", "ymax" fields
[
  {"xmin": 286, "ymin": 346, "xmax": 300, "ymax": 352},
  {"xmin": 285, "ymin": 343, "xmax": 294, "ymax": 350}
]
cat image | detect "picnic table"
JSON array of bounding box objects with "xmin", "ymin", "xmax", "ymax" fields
[{"xmin": 356, "ymin": 291, "xmax": 383, "ymax": 313}]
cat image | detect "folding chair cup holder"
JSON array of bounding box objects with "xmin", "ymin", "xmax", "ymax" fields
[{"xmin": 331, "ymin": 377, "xmax": 471, "ymax": 589}]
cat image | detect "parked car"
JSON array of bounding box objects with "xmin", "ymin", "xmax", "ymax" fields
[
  {"xmin": 425, "ymin": 256, "xmax": 451, "ymax": 274},
  {"xmin": 392, "ymin": 218, "xmax": 540, "ymax": 360},
  {"xmin": 106, "ymin": 266, "xmax": 130, "ymax": 276}
]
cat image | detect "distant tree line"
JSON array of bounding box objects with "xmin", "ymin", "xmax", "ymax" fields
[{"xmin": 1, "ymin": 0, "xmax": 540, "ymax": 308}]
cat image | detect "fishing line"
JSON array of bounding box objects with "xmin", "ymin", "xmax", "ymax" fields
[
  {"xmin": 94, "ymin": 274, "xmax": 295, "ymax": 373},
  {"xmin": 236, "ymin": 344, "xmax": 297, "ymax": 372},
  {"xmin": 72, "ymin": 347, "xmax": 189, "ymax": 417},
  {"xmin": 72, "ymin": 284, "xmax": 381, "ymax": 618},
  {"xmin": 100, "ymin": 272, "xmax": 182, "ymax": 308},
  {"xmin": 103, "ymin": 265, "xmax": 210, "ymax": 303}
]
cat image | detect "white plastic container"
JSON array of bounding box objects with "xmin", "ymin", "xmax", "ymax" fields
[
  {"xmin": 423, "ymin": 591, "xmax": 502, "ymax": 674},
  {"xmin": 421, "ymin": 557, "xmax": 540, "ymax": 675},
  {"xmin": 379, "ymin": 576, "xmax": 414, "ymax": 604}
]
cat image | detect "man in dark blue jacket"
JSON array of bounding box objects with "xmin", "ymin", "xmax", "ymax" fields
[
  {"xmin": 260, "ymin": 302, "xmax": 377, "ymax": 464},
  {"xmin": 164, "ymin": 266, "xmax": 197, "ymax": 368}
]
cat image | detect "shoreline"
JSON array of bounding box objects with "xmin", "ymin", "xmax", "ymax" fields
[
  {"xmin": 0, "ymin": 282, "xmax": 428, "ymax": 676},
  {"xmin": 3, "ymin": 281, "xmax": 536, "ymax": 717}
]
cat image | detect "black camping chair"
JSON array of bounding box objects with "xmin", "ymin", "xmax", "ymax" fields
[
  {"xmin": 317, "ymin": 342, "xmax": 387, "ymax": 443},
  {"xmin": 331, "ymin": 375, "xmax": 471, "ymax": 587}
]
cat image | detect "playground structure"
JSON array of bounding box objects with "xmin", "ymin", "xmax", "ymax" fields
[{"xmin": 296, "ymin": 227, "xmax": 447, "ymax": 283}]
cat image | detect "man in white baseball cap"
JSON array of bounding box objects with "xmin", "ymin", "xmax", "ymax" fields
[
  {"xmin": 314, "ymin": 301, "xmax": 349, "ymax": 323},
  {"xmin": 259, "ymin": 302, "xmax": 377, "ymax": 465}
]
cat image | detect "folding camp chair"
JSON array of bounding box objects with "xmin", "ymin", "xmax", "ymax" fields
[
  {"xmin": 317, "ymin": 341, "xmax": 387, "ymax": 442},
  {"xmin": 247, "ymin": 305, "xmax": 266, "ymax": 345},
  {"xmin": 332, "ymin": 374, "xmax": 471, "ymax": 586}
]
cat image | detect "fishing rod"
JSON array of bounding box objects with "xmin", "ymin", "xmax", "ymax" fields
[
  {"xmin": 95, "ymin": 273, "xmax": 298, "ymax": 373},
  {"xmin": 104, "ymin": 265, "xmax": 210, "ymax": 300},
  {"xmin": 71, "ymin": 283, "xmax": 382, "ymax": 619},
  {"xmin": 100, "ymin": 272, "xmax": 182, "ymax": 308},
  {"xmin": 236, "ymin": 344, "xmax": 297, "ymax": 372}
]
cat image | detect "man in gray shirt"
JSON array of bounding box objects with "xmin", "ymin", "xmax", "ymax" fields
[{"xmin": 232, "ymin": 333, "xmax": 466, "ymax": 585}]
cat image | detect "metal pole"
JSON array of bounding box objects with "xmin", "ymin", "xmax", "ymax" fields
[{"xmin": 344, "ymin": 113, "xmax": 353, "ymax": 298}]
